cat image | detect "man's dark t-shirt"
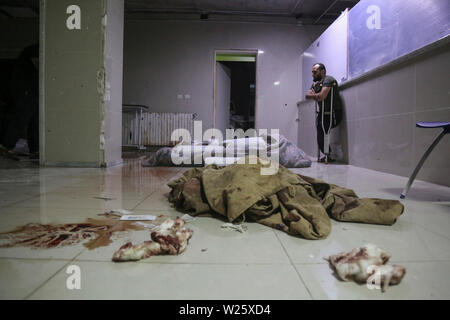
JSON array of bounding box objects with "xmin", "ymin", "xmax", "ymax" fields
[{"xmin": 311, "ymin": 75, "xmax": 342, "ymax": 128}]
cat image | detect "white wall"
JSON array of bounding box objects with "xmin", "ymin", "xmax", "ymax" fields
[
  {"xmin": 123, "ymin": 20, "xmax": 325, "ymax": 144},
  {"xmin": 104, "ymin": 0, "xmax": 124, "ymax": 166},
  {"xmin": 342, "ymin": 45, "xmax": 450, "ymax": 187},
  {"xmin": 215, "ymin": 62, "xmax": 231, "ymax": 134},
  {"xmin": 299, "ymin": 44, "xmax": 450, "ymax": 187},
  {"xmin": 301, "ymin": 10, "xmax": 348, "ymax": 96}
]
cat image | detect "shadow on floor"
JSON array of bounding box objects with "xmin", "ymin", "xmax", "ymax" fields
[
  {"xmin": 382, "ymin": 187, "xmax": 450, "ymax": 202},
  {"xmin": 0, "ymin": 155, "xmax": 38, "ymax": 169}
]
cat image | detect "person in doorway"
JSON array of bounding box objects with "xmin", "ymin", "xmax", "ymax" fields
[
  {"xmin": 305, "ymin": 63, "xmax": 342, "ymax": 163},
  {"xmin": 0, "ymin": 43, "xmax": 39, "ymax": 160}
]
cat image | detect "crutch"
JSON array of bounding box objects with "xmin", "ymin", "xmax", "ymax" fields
[
  {"xmin": 319, "ymin": 86, "xmax": 333, "ymax": 164},
  {"xmin": 315, "ymin": 103, "xmax": 321, "ymax": 161}
]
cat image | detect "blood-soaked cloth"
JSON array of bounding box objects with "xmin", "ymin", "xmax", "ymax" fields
[
  {"xmin": 167, "ymin": 157, "xmax": 404, "ymax": 240},
  {"xmin": 0, "ymin": 214, "xmax": 144, "ymax": 250}
]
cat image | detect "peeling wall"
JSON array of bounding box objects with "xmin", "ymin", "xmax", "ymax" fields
[
  {"xmin": 42, "ymin": 0, "xmax": 123, "ymax": 167},
  {"xmin": 43, "ymin": 0, "xmax": 104, "ymax": 165}
]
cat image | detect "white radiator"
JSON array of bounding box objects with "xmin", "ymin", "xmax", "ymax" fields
[
  {"xmin": 122, "ymin": 105, "xmax": 148, "ymax": 149},
  {"xmin": 143, "ymin": 112, "xmax": 196, "ymax": 147},
  {"xmin": 122, "ymin": 106, "xmax": 196, "ymax": 148}
]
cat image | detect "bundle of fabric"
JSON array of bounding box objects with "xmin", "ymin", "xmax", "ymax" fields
[
  {"xmin": 142, "ymin": 134, "xmax": 312, "ymax": 168},
  {"xmin": 142, "ymin": 146, "xmax": 194, "ymax": 167},
  {"xmin": 270, "ymin": 134, "xmax": 312, "ymax": 168},
  {"xmin": 327, "ymin": 244, "xmax": 406, "ymax": 292},
  {"xmin": 112, "ymin": 217, "xmax": 193, "ymax": 262},
  {"xmin": 167, "ymin": 156, "xmax": 403, "ymax": 240}
]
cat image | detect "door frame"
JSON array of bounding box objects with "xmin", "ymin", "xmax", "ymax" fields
[{"xmin": 213, "ymin": 49, "xmax": 258, "ymax": 133}]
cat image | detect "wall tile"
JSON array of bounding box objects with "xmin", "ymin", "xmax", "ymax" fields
[
  {"xmin": 355, "ymin": 78, "xmax": 379, "ymax": 119},
  {"xmin": 340, "ymin": 87, "xmax": 357, "ymax": 121},
  {"xmin": 377, "ymin": 65, "xmax": 415, "ymax": 116},
  {"xmin": 415, "ymin": 47, "xmax": 450, "ymax": 112}
]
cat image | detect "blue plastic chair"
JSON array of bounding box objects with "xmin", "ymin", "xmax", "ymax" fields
[{"xmin": 400, "ymin": 122, "xmax": 450, "ymax": 199}]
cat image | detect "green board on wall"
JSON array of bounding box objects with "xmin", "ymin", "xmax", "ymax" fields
[{"xmin": 216, "ymin": 53, "xmax": 256, "ymax": 62}]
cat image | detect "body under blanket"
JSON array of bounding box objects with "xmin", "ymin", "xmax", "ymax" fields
[{"xmin": 167, "ymin": 157, "xmax": 403, "ymax": 240}]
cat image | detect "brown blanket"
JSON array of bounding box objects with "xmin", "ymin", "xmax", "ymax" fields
[{"xmin": 167, "ymin": 157, "xmax": 404, "ymax": 240}]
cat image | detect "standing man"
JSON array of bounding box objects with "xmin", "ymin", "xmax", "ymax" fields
[
  {"xmin": 0, "ymin": 43, "xmax": 39, "ymax": 160},
  {"xmin": 305, "ymin": 63, "xmax": 342, "ymax": 163}
]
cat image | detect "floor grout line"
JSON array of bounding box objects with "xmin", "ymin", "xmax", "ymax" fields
[
  {"xmin": 69, "ymin": 259, "xmax": 296, "ymax": 265},
  {"xmin": 23, "ymin": 248, "xmax": 87, "ymax": 300},
  {"xmin": 388, "ymin": 259, "xmax": 450, "ymax": 264},
  {"xmin": 413, "ymin": 223, "xmax": 450, "ymax": 241},
  {"xmin": 272, "ymin": 230, "xmax": 314, "ymax": 300},
  {"xmin": 0, "ymin": 256, "xmax": 74, "ymax": 262},
  {"xmin": 2, "ymin": 256, "xmax": 449, "ymax": 265},
  {"xmin": 7, "ymin": 204, "xmax": 146, "ymax": 211},
  {"xmin": 130, "ymin": 169, "xmax": 185, "ymax": 211},
  {"xmin": 0, "ymin": 194, "xmax": 43, "ymax": 209}
]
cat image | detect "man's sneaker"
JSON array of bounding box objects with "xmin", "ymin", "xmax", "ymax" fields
[
  {"xmin": 0, "ymin": 146, "xmax": 20, "ymax": 161},
  {"xmin": 318, "ymin": 156, "xmax": 336, "ymax": 163},
  {"xmin": 29, "ymin": 152, "xmax": 39, "ymax": 160}
]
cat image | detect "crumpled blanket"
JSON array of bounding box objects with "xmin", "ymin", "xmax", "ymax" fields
[
  {"xmin": 167, "ymin": 157, "xmax": 404, "ymax": 240},
  {"xmin": 142, "ymin": 146, "xmax": 198, "ymax": 167},
  {"xmin": 270, "ymin": 134, "xmax": 312, "ymax": 168}
]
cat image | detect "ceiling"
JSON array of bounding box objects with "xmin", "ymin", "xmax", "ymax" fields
[
  {"xmin": 0, "ymin": 0, "xmax": 360, "ymax": 25},
  {"xmin": 125, "ymin": 0, "xmax": 360, "ymax": 25}
]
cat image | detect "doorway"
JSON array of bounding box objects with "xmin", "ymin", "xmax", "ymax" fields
[
  {"xmin": 0, "ymin": 43, "xmax": 39, "ymax": 166},
  {"xmin": 214, "ymin": 51, "xmax": 256, "ymax": 135}
]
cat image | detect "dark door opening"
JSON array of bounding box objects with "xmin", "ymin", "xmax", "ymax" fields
[
  {"xmin": 0, "ymin": 6, "xmax": 40, "ymax": 166},
  {"xmin": 221, "ymin": 61, "xmax": 256, "ymax": 131},
  {"xmin": 0, "ymin": 43, "xmax": 39, "ymax": 165}
]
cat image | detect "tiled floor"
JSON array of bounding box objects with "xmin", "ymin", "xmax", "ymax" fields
[{"xmin": 0, "ymin": 159, "xmax": 449, "ymax": 300}]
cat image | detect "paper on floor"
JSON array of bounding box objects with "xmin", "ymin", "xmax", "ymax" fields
[
  {"xmin": 106, "ymin": 209, "xmax": 133, "ymax": 216},
  {"xmin": 221, "ymin": 223, "xmax": 247, "ymax": 233},
  {"xmin": 120, "ymin": 215, "xmax": 157, "ymax": 221},
  {"xmin": 133, "ymin": 222, "xmax": 156, "ymax": 229},
  {"xmin": 180, "ymin": 214, "xmax": 196, "ymax": 223}
]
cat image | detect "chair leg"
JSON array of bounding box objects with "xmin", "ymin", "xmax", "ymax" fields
[{"xmin": 400, "ymin": 129, "xmax": 447, "ymax": 199}]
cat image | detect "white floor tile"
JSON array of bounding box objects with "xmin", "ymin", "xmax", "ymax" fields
[
  {"xmin": 28, "ymin": 261, "xmax": 311, "ymax": 300},
  {"xmin": 78, "ymin": 216, "xmax": 291, "ymax": 264},
  {"xmin": 0, "ymin": 244, "xmax": 85, "ymax": 261},
  {"xmin": 134, "ymin": 186, "xmax": 174, "ymax": 211},
  {"xmin": 0, "ymin": 159, "xmax": 448, "ymax": 299},
  {"xmin": 275, "ymin": 215, "xmax": 450, "ymax": 263},
  {"xmin": 0, "ymin": 258, "xmax": 69, "ymax": 299},
  {"xmin": 295, "ymin": 261, "xmax": 450, "ymax": 300},
  {"xmin": 12, "ymin": 193, "xmax": 143, "ymax": 211}
]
